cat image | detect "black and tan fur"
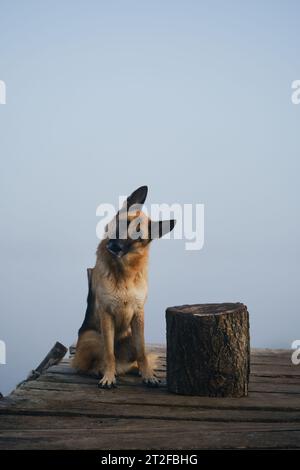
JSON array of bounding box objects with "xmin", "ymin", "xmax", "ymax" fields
[{"xmin": 73, "ymin": 186, "xmax": 176, "ymax": 388}]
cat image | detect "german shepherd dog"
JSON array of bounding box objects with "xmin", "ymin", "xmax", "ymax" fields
[{"xmin": 73, "ymin": 186, "xmax": 176, "ymax": 388}]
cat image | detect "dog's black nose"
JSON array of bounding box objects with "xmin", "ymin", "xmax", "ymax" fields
[{"xmin": 107, "ymin": 240, "xmax": 123, "ymax": 256}]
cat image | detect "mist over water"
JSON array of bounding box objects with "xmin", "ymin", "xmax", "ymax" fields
[{"xmin": 1, "ymin": 1, "xmax": 300, "ymax": 395}]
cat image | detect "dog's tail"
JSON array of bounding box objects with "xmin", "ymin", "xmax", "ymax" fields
[{"xmin": 116, "ymin": 352, "xmax": 159, "ymax": 376}]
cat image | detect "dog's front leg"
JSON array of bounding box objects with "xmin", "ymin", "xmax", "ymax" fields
[
  {"xmin": 131, "ymin": 311, "xmax": 159, "ymax": 387},
  {"xmin": 98, "ymin": 311, "xmax": 117, "ymax": 389}
]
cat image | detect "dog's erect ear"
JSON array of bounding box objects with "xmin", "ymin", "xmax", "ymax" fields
[
  {"xmin": 149, "ymin": 219, "xmax": 176, "ymax": 239},
  {"xmin": 126, "ymin": 186, "xmax": 148, "ymax": 210}
]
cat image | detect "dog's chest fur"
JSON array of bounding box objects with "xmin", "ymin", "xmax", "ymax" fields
[{"xmin": 95, "ymin": 272, "xmax": 147, "ymax": 332}]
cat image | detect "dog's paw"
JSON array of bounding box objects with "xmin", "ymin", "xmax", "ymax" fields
[
  {"xmin": 142, "ymin": 374, "xmax": 160, "ymax": 388},
  {"xmin": 98, "ymin": 374, "xmax": 117, "ymax": 389}
]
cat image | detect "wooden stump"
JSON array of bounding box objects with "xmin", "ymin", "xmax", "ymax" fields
[{"xmin": 166, "ymin": 303, "xmax": 250, "ymax": 397}]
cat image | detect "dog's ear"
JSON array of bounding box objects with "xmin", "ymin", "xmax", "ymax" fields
[
  {"xmin": 126, "ymin": 186, "xmax": 148, "ymax": 209},
  {"xmin": 149, "ymin": 219, "xmax": 176, "ymax": 239}
]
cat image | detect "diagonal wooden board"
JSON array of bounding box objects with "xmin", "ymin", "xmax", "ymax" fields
[{"xmin": 0, "ymin": 346, "xmax": 300, "ymax": 449}]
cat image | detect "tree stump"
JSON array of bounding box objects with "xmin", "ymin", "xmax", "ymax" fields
[{"xmin": 166, "ymin": 303, "xmax": 250, "ymax": 397}]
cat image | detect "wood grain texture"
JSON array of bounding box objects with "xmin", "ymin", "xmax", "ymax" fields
[
  {"xmin": 0, "ymin": 345, "xmax": 299, "ymax": 449},
  {"xmin": 24, "ymin": 342, "xmax": 68, "ymax": 382},
  {"xmin": 166, "ymin": 303, "xmax": 250, "ymax": 396},
  {"xmin": 1, "ymin": 418, "xmax": 300, "ymax": 450}
]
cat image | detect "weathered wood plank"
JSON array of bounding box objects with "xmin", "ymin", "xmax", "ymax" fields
[
  {"xmin": 0, "ymin": 347, "xmax": 299, "ymax": 450},
  {"xmin": 2, "ymin": 384, "xmax": 300, "ymax": 414},
  {"xmin": 66, "ymin": 348, "xmax": 294, "ymax": 361},
  {"xmin": 28, "ymin": 373, "xmax": 166, "ymax": 388},
  {"xmin": 30, "ymin": 370, "xmax": 300, "ymax": 392},
  {"xmin": 1, "ymin": 416, "xmax": 298, "ymax": 433},
  {"xmin": 251, "ymin": 349, "xmax": 293, "ymax": 356},
  {"xmin": 57, "ymin": 356, "xmax": 296, "ymax": 376},
  {"xmin": 1, "ymin": 397, "xmax": 300, "ymax": 423},
  {"xmin": 250, "ymin": 375, "xmax": 300, "ymax": 386},
  {"xmin": 248, "ymin": 382, "xmax": 300, "ymax": 394},
  {"xmin": 45, "ymin": 365, "xmax": 166, "ymax": 377},
  {"xmin": 250, "ymin": 365, "xmax": 300, "ymax": 377},
  {"xmin": 47, "ymin": 363, "xmax": 300, "ymax": 379},
  {"xmin": 64, "ymin": 348, "xmax": 294, "ymax": 367},
  {"xmin": 19, "ymin": 376, "xmax": 300, "ymax": 395},
  {"xmin": 0, "ymin": 418, "xmax": 299, "ymax": 449},
  {"xmin": 21, "ymin": 371, "xmax": 300, "ymax": 393}
]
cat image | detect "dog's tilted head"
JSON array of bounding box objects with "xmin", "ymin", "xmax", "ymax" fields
[{"xmin": 104, "ymin": 186, "xmax": 176, "ymax": 259}]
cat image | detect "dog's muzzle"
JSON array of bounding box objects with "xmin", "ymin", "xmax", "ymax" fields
[{"xmin": 107, "ymin": 240, "xmax": 124, "ymax": 258}]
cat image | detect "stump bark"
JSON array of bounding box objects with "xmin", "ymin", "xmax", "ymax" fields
[{"xmin": 166, "ymin": 303, "xmax": 250, "ymax": 397}]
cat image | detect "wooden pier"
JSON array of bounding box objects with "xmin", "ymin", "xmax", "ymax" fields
[{"xmin": 0, "ymin": 346, "xmax": 300, "ymax": 449}]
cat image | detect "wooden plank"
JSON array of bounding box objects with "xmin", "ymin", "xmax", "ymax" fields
[
  {"xmin": 2, "ymin": 384, "xmax": 300, "ymax": 414},
  {"xmin": 1, "ymin": 347, "xmax": 298, "ymax": 416},
  {"xmin": 54, "ymin": 356, "xmax": 300, "ymax": 376},
  {"xmin": 31, "ymin": 369, "xmax": 300, "ymax": 390},
  {"xmin": 0, "ymin": 347, "xmax": 299, "ymax": 450},
  {"xmin": 15, "ymin": 371, "xmax": 300, "ymax": 398},
  {"xmin": 48, "ymin": 363, "xmax": 300, "ymax": 379},
  {"xmin": 44, "ymin": 356, "xmax": 299, "ymax": 378},
  {"xmin": 60, "ymin": 354, "xmax": 296, "ymax": 372},
  {"xmin": 1, "ymin": 397, "xmax": 299, "ymax": 423},
  {"xmin": 20, "ymin": 375, "xmax": 300, "ymax": 395},
  {"xmin": 250, "ymin": 356, "xmax": 293, "ymax": 366},
  {"xmin": 248, "ymin": 381, "xmax": 300, "ymax": 394},
  {"xmin": 68, "ymin": 346, "xmax": 294, "ymax": 357},
  {"xmin": 251, "ymin": 365, "xmax": 300, "ymax": 377},
  {"xmin": 251, "ymin": 349, "xmax": 292, "ymax": 356},
  {"xmin": 23, "ymin": 355, "xmax": 300, "ymax": 394},
  {"xmin": 0, "ymin": 417, "xmax": 299, "ymax": 449},
  {"xmin": 48, "ymin": 354, "xmax": 166, "ymax": 372},
  {"xmin": 67, "ymin": 348, "xmax": 294, "ymax": 361},
  {"xmin": 1, "ymin": 414, "xmax": 299, "ymax": 433},
  {"xmin": 29, "ymin": 372, "xmax": 166, "ymax": 387},
  {"xmin": 250, "ymin": 375, "xmax": 300, "ymax": 386}
]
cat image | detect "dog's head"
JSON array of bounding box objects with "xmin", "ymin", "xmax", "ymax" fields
[{"xmin": 105, "ymin": 186, "xmax": 176, "ymax": 259}]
